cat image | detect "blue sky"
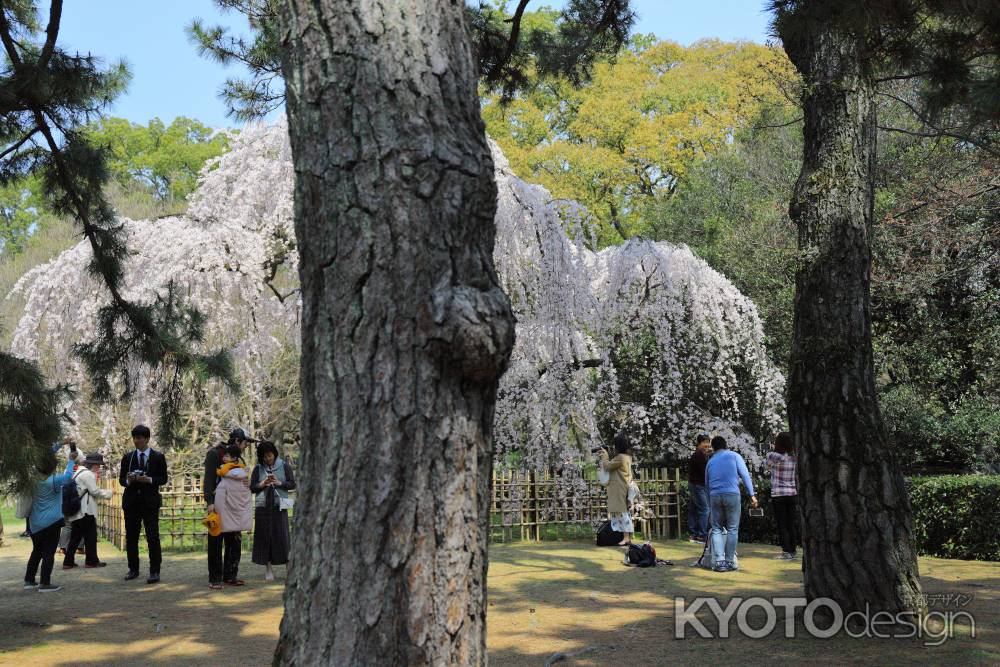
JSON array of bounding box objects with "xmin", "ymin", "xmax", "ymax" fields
[{"xmin": 59, "ymin": 1, "xmax": 772, "ymax": 130}]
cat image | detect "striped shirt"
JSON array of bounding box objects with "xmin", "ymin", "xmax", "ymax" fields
[{"xmin": 766, "ymin": 452, "xmax": 797, "ymax": 497}]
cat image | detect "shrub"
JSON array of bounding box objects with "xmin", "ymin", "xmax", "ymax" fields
[
  {"xmin": 907, "ymin": 475, "xmax": 1000, "ymax": 561},
  {"xmin": 882, "ymin": 386, "xmax": 1000, "ymax": 473}
]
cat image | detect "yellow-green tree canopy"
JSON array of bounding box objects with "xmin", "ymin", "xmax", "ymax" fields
[
  {"xmin": 85, "ymin": 116, "xmax": 230, "ymax": 202},
  {"xmin": 483, "ymin": 38, "xmax": 796, "ymax": 246}
]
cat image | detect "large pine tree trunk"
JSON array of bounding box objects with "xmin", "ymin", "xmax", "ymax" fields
[
  {"xmin": 779, "ymin": 22, "xmax": 924, "ymax": 614},
  {"xmin": 275, "ymin": 2, "xmax": 514, "ymax": 664}
]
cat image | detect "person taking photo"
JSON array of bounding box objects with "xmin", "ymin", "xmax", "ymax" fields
[{"xmin": 119, "ymin": 425, "xmax": 168, "ymax": 584}]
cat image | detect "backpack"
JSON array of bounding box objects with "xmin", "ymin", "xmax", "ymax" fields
[
  {"xmin": 595, "ymin": 519, "xmax": 624, "ymax": 546},
  {"xmin": 61, "ymin": 470, "xmax": 89, "ymax": 518},
  {"xmin": 625, "ymin": 542, "xmax": 657, "ymax": 568}
]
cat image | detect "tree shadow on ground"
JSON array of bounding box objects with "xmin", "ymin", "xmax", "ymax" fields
[
  {"xmin": 0, "ymin": 537, "xmax": 282, "ymax": 666},
  {"xmin": 2, "ymin": 537, "xmax": 996, "ymax": 666},
  {"xmin": 488, "ymin": 540, "xmax": 999, "ymax": 667}
]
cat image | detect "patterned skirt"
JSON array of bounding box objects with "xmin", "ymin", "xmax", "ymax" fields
[
  {"xmin": 610, "ymin": 511, "xmax": 634, "ymax": 533},
  {"xmin": 252, "ymin": 506, "xmax": 290, "ymax": 565}
]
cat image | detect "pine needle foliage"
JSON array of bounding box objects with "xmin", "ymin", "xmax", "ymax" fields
[
  {"xmin": 770, "ymin": 0, "xmax": 1000, "ymax": 147},
  {"xmin": 0, "ymin": 0, "xmax": 237, "ymax": 483},
  {"xmin": 0, "ymin": 348, "xmax": 70, "ymax": 493},
  {"xmin": 188, "ymin": 1, "xmax": 637, "ymax": 118},
  {"xmin": 186, "ymin": 0, "xmax": 284, "ymax": 122}
]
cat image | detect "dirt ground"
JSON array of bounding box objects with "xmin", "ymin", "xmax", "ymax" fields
[{"xmin": 0, "ymin": 533, "xmax": 997, "ymax": 666}]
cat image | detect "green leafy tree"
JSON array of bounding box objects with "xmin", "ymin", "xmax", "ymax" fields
[
  {"xmin": 0, "ymin": 172, "xmax": 41, "ymax": 254},
  {"xmin": 483, "ymin": 38, "xmax": 797, "ymax": 245},
  {"xmin": 85, "ymin": 116, "xmax": 230, "ymax": 202},
  {"xmin": 871, "ymin": 110, "xmax": 1000, "ymax": 473},
  {"xmin": 0, "ymin": 0, "xmax": 235, "ymax": 490}
]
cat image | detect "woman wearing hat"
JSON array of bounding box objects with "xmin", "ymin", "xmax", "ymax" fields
[{"xmin": 63, "ymin": 449, "xmax": 113, "ymax": 569}]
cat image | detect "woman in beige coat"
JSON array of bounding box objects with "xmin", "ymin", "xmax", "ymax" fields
[{"xmin": 600, "ymin": 433, "xmax": 634, "ymax": 545}]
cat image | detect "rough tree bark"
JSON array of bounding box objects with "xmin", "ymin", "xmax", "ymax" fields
[
  {"xmin": 779, "ymin": 21, "xmax": 924, "ymax": 614},
  {"xmin": 275, "ymin": 2, "xmax": 515, "ymax": 665}
]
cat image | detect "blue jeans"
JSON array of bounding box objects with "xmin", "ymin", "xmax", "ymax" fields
[
  {"xmin": 710, "ymin": 493, "xmax": 741, "ymax": 563},
  {"xmin": 688, "ymin": 483, "xmax": 709, "ymax": 539}
]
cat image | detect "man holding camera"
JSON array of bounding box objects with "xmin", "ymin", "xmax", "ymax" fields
[
  {"xmin": 118, "ymin": 425, "xmax": 168, "ymax": 584},
  {"xmin": 203, "ymin": 428, "xmax": 254, "ymax": 589}
]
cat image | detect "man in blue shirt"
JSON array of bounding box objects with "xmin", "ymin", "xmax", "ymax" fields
[{"xmin": 704, "ymin": 436, "xmax": 759, "ymax": 571}]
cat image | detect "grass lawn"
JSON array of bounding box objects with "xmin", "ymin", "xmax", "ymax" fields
[{"xmin": 0, "ymin": 534, "xmax": 997, "ymax": 666}]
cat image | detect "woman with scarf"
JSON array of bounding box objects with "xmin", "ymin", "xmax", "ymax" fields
[{"xmin": 250, "ymin": 440, "xmax": 297, "ymax": 581}]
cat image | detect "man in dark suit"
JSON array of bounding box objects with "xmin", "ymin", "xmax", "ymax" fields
[{"xmin": 119, "ymin": 424, "xmax": 168, "ymax": 584}]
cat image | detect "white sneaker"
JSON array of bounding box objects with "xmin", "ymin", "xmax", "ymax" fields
[
  {"xmin": 264, "ymin": 571, "xmax": 275, "ymax": 582},
  {"xmin": 38, "ymin": 584, "xmax": 62, "ymax": 593},
  {"xmin": 23, "ymin": 581, "xmax": 39, "ymax": 590},
  {"xmin": 773, "ymin": 552, "xmax": 794, "ymax": 560}
]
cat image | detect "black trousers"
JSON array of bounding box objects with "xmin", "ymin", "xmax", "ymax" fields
[
  {"xmin": 771, "ymin": 494, "xmax": 799, "ymax": 554},
  {"xmin": 207, "ymin": 531, "xmax": 242, "ymax": 583},
  {"xmin": 64, "ymin": 515, "xmax": 100, "ymax": 566},
  {"xmin": 25, "ymin": 519, "xmax": 63, "ymax": 585},
  {"xmin": 124, "ymin": 506, "xmax": 162, "ymax": 574}
]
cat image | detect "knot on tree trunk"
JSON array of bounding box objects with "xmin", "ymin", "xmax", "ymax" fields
[{"xmin": 430, "ymin": 281, "xmax": 514, "ymax": 383}]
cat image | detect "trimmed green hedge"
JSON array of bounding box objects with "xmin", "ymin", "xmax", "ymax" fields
[
  {"xmin": 678, "ymin": 475, "xmax": 1000, "ymax": 561},
  {"xmin": 907, "ymin": 475, "xmax": 1000, "ymax": 561}
]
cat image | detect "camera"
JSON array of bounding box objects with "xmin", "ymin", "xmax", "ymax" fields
[{"xmin": 589, "ymin": 445, "xmax": 607, "ymax": 453}]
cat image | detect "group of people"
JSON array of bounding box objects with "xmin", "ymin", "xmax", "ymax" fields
[
  {"xmin": 19, "ymin": 425, "xmax": 296, "ymax": 593},
  {"xmin": 687, "ymin": 431, "xmax": 798, "ymax": 571},
  {"xmin": 201, "ymin": 428, "xmax": 296, "ymax": 587}
]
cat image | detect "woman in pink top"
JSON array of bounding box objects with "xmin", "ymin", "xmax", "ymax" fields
[{"xmin": 765, "ymin": 432, "xmax": 798, "ymax": 560}]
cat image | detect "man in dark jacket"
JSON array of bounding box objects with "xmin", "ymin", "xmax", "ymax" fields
[
  {"xmin": 119, "ymin": 425, "xmax": 168, "ymax": 584},
  {"xmin": 687, "ymin": 434, "xmax": 712, "ymax": 543},
  {"xmin": 204, "ymin": 428, "xmax": 254, "ymax": 588}
]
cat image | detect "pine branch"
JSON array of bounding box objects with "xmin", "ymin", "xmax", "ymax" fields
[{"xmin": 0, "ymin": 1, "xmax": 238, "ymax": 445}]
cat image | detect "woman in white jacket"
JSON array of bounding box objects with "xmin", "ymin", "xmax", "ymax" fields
[{"xmin": 62, "ymin": 452, "xmax": 113, "ymax": 569}]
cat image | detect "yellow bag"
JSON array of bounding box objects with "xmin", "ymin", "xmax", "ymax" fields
[{"xmin": 202, "ymin": 511, "xmax": 222, "ymax": 537}]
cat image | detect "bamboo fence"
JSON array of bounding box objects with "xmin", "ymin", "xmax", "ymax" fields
[
  {"xmin": 96, "ymin": 474, "xmax": 245, "ymax": 551},
  {"xmin": 95, "ymin": 466, "xmax": 682, "ymax": 551},
  {"xmin": 490, "ymin": 467, "xmax": 683, "ymax": 542}
]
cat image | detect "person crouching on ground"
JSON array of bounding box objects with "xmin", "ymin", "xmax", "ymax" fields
[
  {"xmin": 250, "ymin": 441, "xmax": 296, "ymax": 582},
  {"xmin": 704, "ymin": 436, "xmax": 758, "ymax": 572},
  {"xmin": 598, "ymin": 433, "xmax": 635, "ymax": 546},
  {"xmin": 214, "ymin": 444, "xmax": 253, "ymax": 586},
  {"xmin": 63, "ymin": 452, "xmax": 113, "ymax": 570}
]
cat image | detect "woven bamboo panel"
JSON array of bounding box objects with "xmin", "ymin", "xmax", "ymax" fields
[
  {"xmin": 96, "ymin": 467, "xmax": 681, "ymax": 551},
  {"xmin": 96, "ymin": 475, "xmax": 258, "ymax": 552}
]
